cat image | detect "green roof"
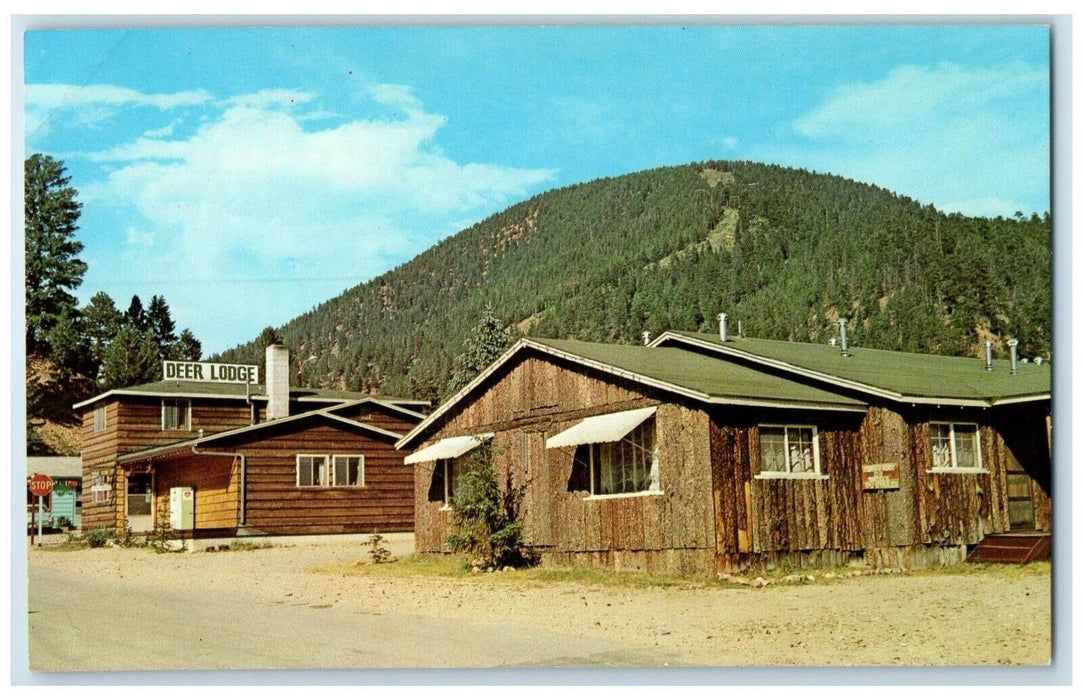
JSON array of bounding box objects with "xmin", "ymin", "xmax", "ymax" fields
[
  {"xmin": 529, "ymin": 338, "xmax": 867, "ymax": 410},
  {"xmin": 74, "ymin": 381, "xmax": 424, "ymax": 410},
  {"xmin": 657, "ymin": 332, "xmax": 1050, "ymax": 405}
]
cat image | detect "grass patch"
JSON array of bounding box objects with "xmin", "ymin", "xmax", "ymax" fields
[
  {"xmin": 33, "ymin": 541, "xmax": 89, "ymax": 552},
  {"xmin": 322, "ymin": 553, "xmax": 1052, "ymax": 590}
]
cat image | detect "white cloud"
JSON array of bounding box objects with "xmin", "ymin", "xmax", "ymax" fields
[
  {"xmin": 784, "ymin": 62, "xmax": 1049, "ymax": 217},
  {"xmin": 24, "ymin": 83, "xmax": 212, "ymax": 135},
  {"xmin": 71, "ymin": 82, "xmax": 557, "ymax": 353}
]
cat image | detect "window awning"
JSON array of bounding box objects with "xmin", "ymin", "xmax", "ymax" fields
[
  {"xmin": 403, "ymin": 433, "xmax": 494, "ymax": 465},
  {"xmin": 545, "ymin": 406, "xmax": 656, "ymax": 449}
]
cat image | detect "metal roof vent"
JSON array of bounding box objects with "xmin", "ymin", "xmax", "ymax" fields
[
  {"xmin": 737, "ymin": 320, "xmax": 744, "ymax": 339},
  {"xmin": 837, "ymin": 318, "xmax": 851, "ymax": 357},
  {"xmin": 1008, "ymin": 338, "xmax": 1019, "ymax": 375},
  {"xmin": 642, "ymin": 331, "xmax": 652, "ymax": 346},
  {"xmin": 1035, "ymin": 356, "xmax": 1044, "ymax": 365},
  {"xmin": 984, "ymin": 340, "xmax": 994, "ymax": 372},
  {"xmin": 717, "ymin": 312, "xmax": 728, "ymax": 342}
]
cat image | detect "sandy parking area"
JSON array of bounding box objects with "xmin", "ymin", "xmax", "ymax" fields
[{"xmin": 25, "ymin": 537, "xmax": 1052, "ymax": 672}]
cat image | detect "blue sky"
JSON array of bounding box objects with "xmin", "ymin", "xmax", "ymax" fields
[{"xmin": 20, "ymin": 23, "xmax": 1051, "ymax": 355}]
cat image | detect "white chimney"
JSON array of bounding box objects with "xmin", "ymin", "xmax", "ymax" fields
[
  {"xmin": 266, "ymin": 344, "xmax": 290, "ymax": 420},
  {"xmin": 1008, "ymin": 338, "xmax": 1019, "ymax": 376},
  {"xmin": 984, "ymin": 340, "xmax": 994, "ymax": 372},
  {"xmin": 642, "ymin": 331, "xmax": 652, "ymax": 346},
  {"xmin": 717, "ymin": 312, "xmax": 728, "ymax": 342}
]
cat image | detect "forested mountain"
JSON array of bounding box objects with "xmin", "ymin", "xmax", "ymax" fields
[{"xmin": 215, "ymin": 161, "xmax": 1051, "ymax": 401}]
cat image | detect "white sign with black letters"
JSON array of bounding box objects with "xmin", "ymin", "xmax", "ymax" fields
[{"xmin": 163, "ymin": 361, "xmax": 259, "ymax": 384}]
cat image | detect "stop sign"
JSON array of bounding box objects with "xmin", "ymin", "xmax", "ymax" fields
[{"xmin": 28, "ymin": 473, "xmax": 53, "ymax": 497}]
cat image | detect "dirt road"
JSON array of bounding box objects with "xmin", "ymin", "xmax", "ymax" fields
[{"xmin": 25, "ymin": 538, "xmax": 1052, "ymax": 673}]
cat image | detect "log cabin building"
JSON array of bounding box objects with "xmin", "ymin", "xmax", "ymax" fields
[
  {"xmin": 75, "ymin": 345, "xmax": 428, "ymax": 539},
  {"xmin": 397, "ymin": 320, "xmax": 1051, "ymax": 575}
]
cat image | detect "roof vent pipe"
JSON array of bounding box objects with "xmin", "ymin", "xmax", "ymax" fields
[
  {"xmin": 1008, "ymin": 338, "xmax": 1019, "ymax": 375},
  {"xmin": 642, "ymin": 331, "xmax": 651, "ymax": 346},
  {"xmin": 838, "ymin": 318, "xmax": 851, "ymax": 357},
  {"xmin": 718, "ymin": 312, "xmax": 728, "ymax": 342},
  {"xmin": 1035, "ymin": 356, "xmax": 1044, "ymax": 365},
  {"xmin": 738, "ymin": 320, "xmax": 744, "ymax": 339},
  {"xmin": 984, "ymin": 340, "xmax": 994, "ymax": 372}
]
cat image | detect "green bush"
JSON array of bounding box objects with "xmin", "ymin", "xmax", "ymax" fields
[
  {"xmin": 84, "ymin": 528, "xmax": 111, "ymax": 548},
  {"xmin": 445, "ymin": 444, "xmax": 533, "ymax": 570}
]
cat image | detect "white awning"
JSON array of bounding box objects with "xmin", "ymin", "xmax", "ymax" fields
[
  {"xmin": 545, "ymin": 406, "xmax": 657, "ymax": 449},
  {"xmin": 403, "ymin": 433, "xmax": 494, "ymax": 465}
]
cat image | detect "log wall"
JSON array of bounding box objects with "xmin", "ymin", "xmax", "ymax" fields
[{"xmin": 213, "ymin": 421, "xmax": 415, "ymax": 535}]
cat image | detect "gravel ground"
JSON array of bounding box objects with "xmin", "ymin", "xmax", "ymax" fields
[{"xmin": 25, "ymin": 537, "xmax": 1052, "ymax": 672}]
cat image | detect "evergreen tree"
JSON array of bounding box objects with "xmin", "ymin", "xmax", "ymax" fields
[
  {"xmin": 100, "ymin": 326, "xmax": 160, "ymax": 389},
  {"xmin": 173, "ymin": 329, "xmax": 203, "ymax": 361},
  {"xmin": 24, "ymin": 154, "xmax": 86, "ymax": 356},
  {"xmin": 257, "ymin": 326, "xmax": 283, "ymax": 347},
  {"xmin": 44, "ymin": 307, "xmax": 89, "ymax": 377},
  {"xmin": 446, "ymin": 304, "xmax": 514, "ymax": 395},
  {"xmin": 82, "ymin": 291, "xmax": 123, "ymax": 378},
  {"xmin": 147, "ymin": 294, "xmax": 178, "ymax": 356},
  {"xmin": 125, "ymin": 295, "xmax": 149, "ymax": 333}
]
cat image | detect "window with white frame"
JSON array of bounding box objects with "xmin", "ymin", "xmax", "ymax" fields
[
  {"xmin": 572, "ymin": 419, "xmax": 659, "ymax": 496},
  {"xmin": 435, "ymin": 457, "xmax": 462, "ymax": 503},
  {"xmin": 758, "ymin": 424, "xmax": 821, "ymax": 476},
  {"xmin": 929, "ymin": 422, "xmax": 982, "ymax": 471},
  {"xmin": 93, "ymin": 406, "xmax": 106, "ymax": 432},
  {"xmin": 296, "ymin": 455, "xmax": 330, "ymax": 487},
  {"xmin": 333, "ymin": 455, "xmax": 365, "ymax": 487},
  {"xmin": 161, "ymin": 399, "xmax": 190, "ymax": 431},
  {"xmin": 297, "ymin": 454, "xmax": 365, "ymax": 487}
]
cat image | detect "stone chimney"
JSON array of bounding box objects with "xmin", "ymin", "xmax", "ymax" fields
[{"xmin": 265, "ymin": 344, "xmax": 290, "ymax": 420}]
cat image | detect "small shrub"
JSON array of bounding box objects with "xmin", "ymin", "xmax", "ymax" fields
[
  {"xmin": 365, "ymin": 531, "xmax": 392, "ymax": 564},
  {"xmin": 84, "ymin": 528, "xmax": 111, "ymax": 548},
  {"xmin": 445, "ymin": 443, "xmax": 534, "ymax": 570},
  {"xmin": 147, "ymin": 499, "xmax": 182, "ymax": 553}
]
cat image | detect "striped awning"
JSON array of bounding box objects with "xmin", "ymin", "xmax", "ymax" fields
[
  {"xmin": 403, "ymin": 433, "xmax": 494, "ymax": 465},
  {"xmin": 545, "ymin": 406, "xmax": 656, "ymax": 449}
]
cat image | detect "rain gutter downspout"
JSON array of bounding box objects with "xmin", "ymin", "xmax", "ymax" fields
[{"xmin": 191, "ymin": 446, "xmax": 248, "ymax": 527}]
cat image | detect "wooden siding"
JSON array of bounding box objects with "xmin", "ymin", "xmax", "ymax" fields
[
  {"xmin": 154, "ymin": 454, "xmax": 240, "ymax": 530},
  {"xmin": 334, "ymin": 404, "xmax": 419, "ymax": 435},
  {"xmin": 213, "ymin": 421, "xmax": 414, "ymax": 535},
  {"xmin": 413, "ymin": 351, "xmax": 716, "ymax": 573},
  {"xmin": 710, "ymin": 403, "xmax": 1052, "ymax": 572},
  {"xmin": 709, "ymin": 409, "xmax": 866, "ymax": 571}
]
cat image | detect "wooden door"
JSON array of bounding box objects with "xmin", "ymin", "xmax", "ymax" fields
[{"xmin": 1006, "ymin": 460, "xmax": 1036, "ymax": 531}]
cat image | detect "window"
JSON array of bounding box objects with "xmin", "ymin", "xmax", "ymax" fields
[
  {"xmin": 435, "ymin": 457, "xmax": 463, "ymax": 504},
  {"xmin": 297, "ymin": 454, "xmax": 365, "ymax": 487},
  {"xmin": 162, "ymin": 399, "xmax": 190, "ymax": 431},
  {"xmin": 574, "ymin": 419, "xmax": 659, "ymax": 496},
  {"xmin": 93, "ymin": 406, "xmax": 106, "ymax": 432},
  {"xmin": 296, "ymin": 455, "xmax": 329, "ymax": 487},
  {"xmin": 333, "ymin": 455, "xmax": 364, "ymax": 487},
  {"xmin": 758, "ymin": 424, "xmax": 821, "ymax": 476},
  {"xmin": 929, "ymin": 422, "xmax": 982, "ymax": 471}
]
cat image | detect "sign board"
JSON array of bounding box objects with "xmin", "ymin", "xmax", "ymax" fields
[
  {"xmin": 28, "ymin": 473, "xmax": 54, "ymax": 497},
  {"xmin": 163, "ymin": 360, "xmax": 258, "ymax": 384},
  {"xmin": 862, "ymin": 462, "xmax": 900, "ymax": 491}
]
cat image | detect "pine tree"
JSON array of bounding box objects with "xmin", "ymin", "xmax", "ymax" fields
[
  {"xmin": 147, "ymin": 294, "xmax": 178, "ymax": 356},
  {"xmin": 82, "ymin": 291, "xmax": 123, "ymax": 379},
  {"xmin": 100, "ymin": 326, "xmax": 161, "ymax": 389},
  {"xmin": 173, "ymin": 329, "xmax": 203, "ymax": 361},
  {"xmin": 125, "ymin": 295, "xmax": 149, "ymax": 333},
  {"xmin": 446, "ymin": 304, "xmax": 514, "ymax": 395},
  {"xmin": 24, "ymin": 154, "xmax": 86, "ymax": 356}
]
